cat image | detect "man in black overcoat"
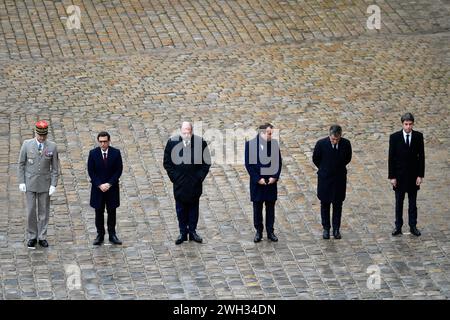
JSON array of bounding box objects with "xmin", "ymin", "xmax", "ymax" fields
[
  {"xmin": 313, "ymin": 125, "xmax": 352, "ymax": 240},
  {"xmin": 245, "ymin": 123, "xmax": 282, "ymax": 243},
  {"xmin": 87, "ymin": 131, "xmax": 123, "ymax": 245},
  {"xmin": 163, "ymin": 121, "xmax": 211, "ymax": 245},
  {"xmin": 389, "ymin": 112, "xmax": 425, "ymax": 237}
]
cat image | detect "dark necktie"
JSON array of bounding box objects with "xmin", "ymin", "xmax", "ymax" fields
[
  {"xmin": 406, "ymin": 134, "xmax": 410, "ymax": 147},
  {"xmin": 38, "ymin": 143, "xmax": 43, "ymax": 155},
  {"xmin": 333, "ymin": 144, "xmax": 337, "ymax": 150},
  {"xmin": 103, "ymin": 152, "xmax": 107, "ymax": 166}
]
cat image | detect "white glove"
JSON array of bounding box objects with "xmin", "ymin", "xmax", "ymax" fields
[
  {"xmin": 19, "ymin": 183, "xmax": 26, "ymax": 192},
  {"xmin": 49, "ymin": 185, "xmax": 56, "ymax": 196}
]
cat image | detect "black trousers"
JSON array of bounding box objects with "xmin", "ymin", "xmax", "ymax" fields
[
  {"xmin": 95, "ymin": 197, "xmax": 117, "ymax": 236},
  {"xmin": 320, "ymin": 201, "xmax": 342, "ymax": 231},
  {"xmin": 253, "ymin": 201, "xmax": 275, "ymax": 234},
  {"xmin": 176, "ymin": 199, "xmax": 199, "ymax": 235},
  {"xmin": 395, "ymin": 188, "xmax": 418, "ymax": 229}
]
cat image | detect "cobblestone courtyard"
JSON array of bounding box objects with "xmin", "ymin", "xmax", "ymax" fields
[{"xmin": 0, "ymin": 1, "xmax": 449, "ymax": 299}]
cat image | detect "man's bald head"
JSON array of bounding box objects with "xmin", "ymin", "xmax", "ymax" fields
[
  {"xmin": 181, "ymin": 121, "xmax": 193, "ymax": 130},
  {"xmin": 181, "ymin": 121, "xmax": 193, "ymax": 141}
]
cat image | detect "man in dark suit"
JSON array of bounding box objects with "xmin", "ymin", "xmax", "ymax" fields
[
  {"xmin": 245, "ymin": 123, "xmax": 282, "ymax": 243},
  {"xmin": 389, "ymin": 113, "xmax": 425, "ymax": 237},
  {"xmin": 313, "ymin": 125, "xmax": 352, "ymax": 240},
  {"xmin": 163, "ymin": 122, "xmax": 211, "ymax": 245},
  {"xmin": 87, "ymin": 131, "xmax": 123, "ymax": 245}
]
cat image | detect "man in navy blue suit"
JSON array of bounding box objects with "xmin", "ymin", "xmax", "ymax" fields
[
  {"xmin": 245, "ymin": 123, "xmax": 282, "ymax": 243},
  {"xmin": 313, "ymin": 125, "xmax": 352, "ymax": 240},
  {"xmin": 389, "ymin": 113, "xmax": 425, "ymax": 237},
  {"xmin": 88, "ymin": 131, "xmax": 123, "ymax": 245}
]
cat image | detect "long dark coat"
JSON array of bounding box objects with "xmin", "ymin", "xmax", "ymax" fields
[
  {"xmin": 87, "ymin": 146, "xmax": 123, "ymax": 209},
  {"xmin": 388, "ymin": 130, "xmax": 425, "ymax": 192},
  {"xmin": 245, "ymin": 135, "xmax": 282, "ymax": 202},
  {"xmin": 163, "ymin": 135, "xmax": 211, "ymax": 203},
  {"xmin": 313, "ymin": 137, "xmax": 352, "ymax": 203}
]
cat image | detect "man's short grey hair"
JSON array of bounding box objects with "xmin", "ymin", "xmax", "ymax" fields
[
  {"xmin": 329, "ymin": 125, "xmax": 342, "ymax": 137},
  {"xmin": 401, "ymin": 112, "xmax": 414, "ymax": 123}
]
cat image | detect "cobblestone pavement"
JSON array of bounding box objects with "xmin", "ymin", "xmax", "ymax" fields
[{"xmin": 0, "ymin": 1, "xmax": 449, "ymax": 300}]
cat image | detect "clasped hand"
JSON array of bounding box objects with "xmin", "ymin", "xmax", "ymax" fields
[
  {"xmin": 258, "ymin": 178, "xmax": 277, "ymax": 185},
  {"xmin": 99, "ymin": 183, "xmax": 111, "ymax": 192}
]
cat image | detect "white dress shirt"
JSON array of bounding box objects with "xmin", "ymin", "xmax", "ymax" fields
[{"xmin": 403, "ymin": 130, "xmax": 412, "ymax": 145}]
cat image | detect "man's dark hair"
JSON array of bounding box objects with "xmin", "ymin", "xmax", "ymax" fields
[
  {"xmin": 258, "ymin": 123, "xmax": 274, "ymax": 131},
  {"xmin": 401, "ymin": 112, "xmax": 414, "ymax": 123},
  {"xmin": 329, "ymin": 125, "xmax": 342, "ymax": 137},
  {"xmin": 97, "ymin": 131, "xmax": 111, "ymax": 141}
]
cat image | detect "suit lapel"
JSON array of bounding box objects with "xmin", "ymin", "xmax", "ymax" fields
[
  {"xmin": 397, "ymin": 131, "xmax": 406, "ymax": 151},
  {"xmin": 31, "ymin": 140, "xmax": 39, "ymax": 156},
  {"xmin": 327, "ymin": 138, "xmax": 338, "ymax": 158},
  {"xmin": 96, "ymin": 147, "xmax": 103, "ymax": 165},
  {"xmin": 409, "ymin": 130, "xmax": 415, "ymax": 150},
  {"xmin": 108, "ymin": 148, "xmax": 114, "ymax": 162},
  {"xmin": 41, "ymin": 141, "xmax": 48, "ymax": 157},
  {"xmin": 177, "ymin": 136, "xmax": 185, "ymax": 158}
]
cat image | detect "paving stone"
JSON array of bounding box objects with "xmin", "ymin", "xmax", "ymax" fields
[{"xmin": 0, "ymin": 1, "xmax": 449, "ymax": 300}]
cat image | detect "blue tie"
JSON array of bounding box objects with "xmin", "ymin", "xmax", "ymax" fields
[{"xmin": 38, "ymin": 143, "xmax": 43, "ymax": 154}]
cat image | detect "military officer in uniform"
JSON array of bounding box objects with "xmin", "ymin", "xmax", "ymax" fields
[{"xmin": 18, "ymin": 120, "xmax": 59, "ymax": 248}]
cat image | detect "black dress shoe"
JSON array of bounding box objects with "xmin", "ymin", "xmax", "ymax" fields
[
  {"xmin": 175, "ymin": 234, "xmax": 188, "ymax": 245},
  {"xmin": 109, "ymin": 234, "xmax": 122, "ymax": 245},
  {"xmin": 27, "ymin": 239, "xmax": 37, "ymax": 249},
  {"xmin": 392, "ymin": 228, "xmax": 402, "ymax": 236},
  {"xmin": 333, "ymin": 229, "xmax": 342, "ymax": 239},
  {"xmin": 93, "ymin": 235, "xmax": 104, "ymax": 245},
  {"xmin": 410, "ymin": 227, "xmax": 421, "ymax": 237},
  {"xmin": 267, "ymin": 233, "xmax": 278, "ymax": 242},
  {"xmin": 38, "ymin": 240, "xmax": 49, "ymax": 247},
  {"xmin": 323, "ymin": 229, "xmax": 330, "ymax": 240},
  {"xmin": 254, "ymin": 232, "xmax": 262, "ymax": 243},
  {"xmin": 189, "ymin": 232, "xmax": 203, "ymax": 243}
]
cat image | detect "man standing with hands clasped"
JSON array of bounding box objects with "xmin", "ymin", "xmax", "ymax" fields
[
  {"xmin": 389, "ymin": 113, "xmax": 425, "ymax": 237},
  {"xmin": 88, "ymin": 131, "xmax": 123, "ymax": 245},
  {"xmin": 163, "ymin": 121, "xmax": 211, "ymax": 245},
  {"xmin": 18, "ymin": 120, "xmax": 59, "ymax": 249},
  {"xmin": 245, "ymin": 123, "xmax": 282, "ymax": 243},
  {"xmin": 313, "ymin": 125, "xmax": 352, "ymax": 240}
]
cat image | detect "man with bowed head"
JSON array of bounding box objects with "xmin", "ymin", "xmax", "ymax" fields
[
  {"xmin": 313, "ymin": 125, "xmax": 352, "ymax": 240},
  {"xmin": 245, "ymin": 123, "xmax": 282, "ymax": 243}
]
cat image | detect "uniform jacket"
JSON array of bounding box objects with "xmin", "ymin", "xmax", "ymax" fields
[{"xmin": 18, "ymin": 138, "xmax": 59, "ymax": 193}]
